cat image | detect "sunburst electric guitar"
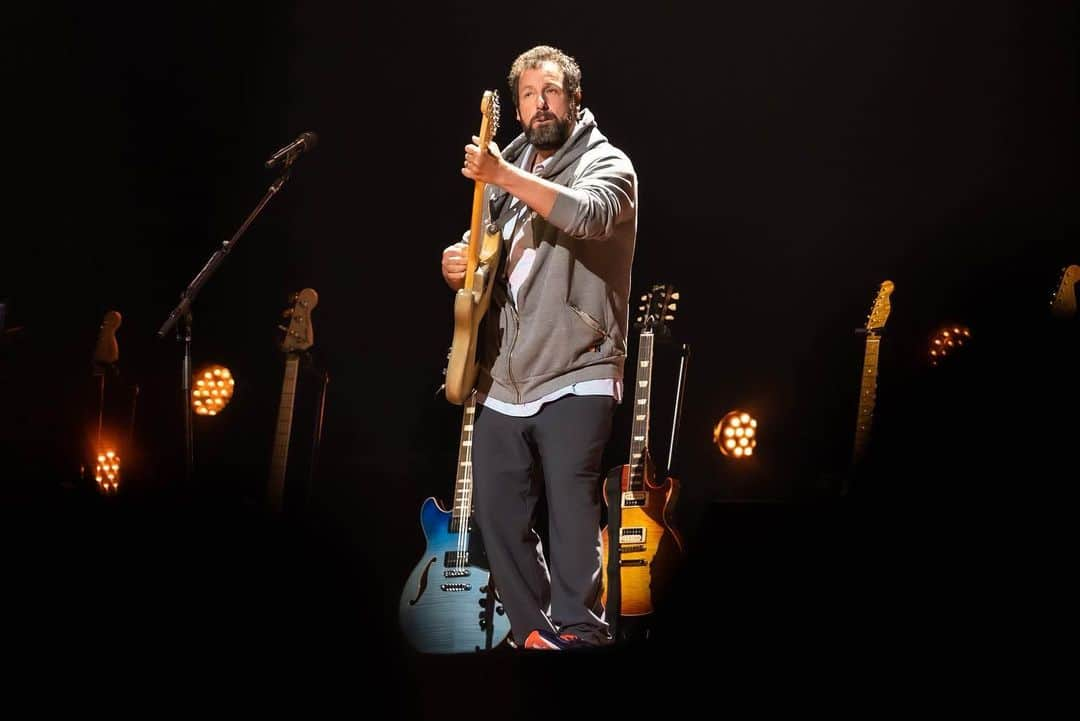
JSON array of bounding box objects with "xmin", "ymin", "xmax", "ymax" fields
[
  {"xmin": 399, "ymin": 393, "xmax": 510, "ymax": 653},
  {"xmin": 849, "ymin": 280, "xmax": 894, "ymax": 478},
  {"xmin": 1051, "ymin": 264, "xmax": 1079, "ymax": 319},
  {"xmin": 445, "ymin": 90, "xmax": 502, "ymax": 405},
  {"xmin": 267, "ymin": 288, "xmax": 318, "ymax": 514},
  {"xmin": 601, "ymin": 283, "xmax": 684, "ymax": 616}
]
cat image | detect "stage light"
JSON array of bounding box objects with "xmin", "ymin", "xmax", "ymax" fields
[
  {"xmin": 713, "ymin": 410, "xmax": 758, "ymax": 458},
  {"xmin": 193, "ymin": 364, "xmax": 235, "ymax": 416},
  {"xmin": 929, "ymin": 325, "xmax": 971, "ymax": 367},
  {"xmin": 94, "ymin": 449, "xmax": 120, "ymax": 494}
]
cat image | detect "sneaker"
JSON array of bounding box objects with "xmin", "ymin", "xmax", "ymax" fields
[{"xmin": 523, "ymin": 629, "xmax": 590, "ymax": 650}]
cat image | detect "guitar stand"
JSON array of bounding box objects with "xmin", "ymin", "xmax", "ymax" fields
[
  {"xmin": 604, "ymin": 470, "xmax": 623, "ymax": 643},
  {"xmin": 299, "ymin": 351, "xmax": 330, "ymax": 504}
]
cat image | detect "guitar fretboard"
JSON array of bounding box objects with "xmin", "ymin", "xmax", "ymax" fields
[
  {"xmin": 449, "ymin": 396, "xmax": 477, "ymax": 534},
  {"xmin": 267, "ymin": 354, "xmax": 300, "ymax": 512},
  {"xmin": 627, "ymin": 330, "xmax": 655, "ymax": 492},
  {"xmin": 852, "ymin": 334, "xmax": 881, "ymax": 465}
]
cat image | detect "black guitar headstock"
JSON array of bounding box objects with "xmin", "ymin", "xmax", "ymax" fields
[{"xmin": 635, "ymin": 283, "xmax": 679, "ymax": 339}]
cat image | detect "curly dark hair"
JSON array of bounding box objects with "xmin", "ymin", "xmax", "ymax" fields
[{"xmin": 508, "ymin": 45, "xmax": 582, "ymax": 111}]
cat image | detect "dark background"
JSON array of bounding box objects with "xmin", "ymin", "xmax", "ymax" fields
[{"xmin": 3, "ymin": 0, "xmax": 1076, "ymax": 706}]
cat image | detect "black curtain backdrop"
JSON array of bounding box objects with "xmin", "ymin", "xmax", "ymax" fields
[{"xmin": 3, "ymin": 1, "xmax": 1076, "ymax": 705}]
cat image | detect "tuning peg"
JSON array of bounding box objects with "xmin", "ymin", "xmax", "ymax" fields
[
  {"xmin": 670, "ymin": 292, "xmax": 680, "ymax": 301},
  {"xmin": 638, "ymin": 305, "xmax": 646, "ymax": 312},
  {"xmin": 664, "ymin": 315, "xmax": 675, "ymax": 321},
  {"xmin": 635, "ymin": 316, "xmax": 643, "ymax": 324},
  {"xmin": 640, "ymin": 294, "xmax": 648, "ymax": 301},
  {"xmin": 667, "ymin": 303, "xmax": 677, "ymax": 311}
]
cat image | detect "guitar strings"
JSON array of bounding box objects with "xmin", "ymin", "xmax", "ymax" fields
[{"xmin": 456, "ymin": 396, "xmax": 475, "ymax": 573}]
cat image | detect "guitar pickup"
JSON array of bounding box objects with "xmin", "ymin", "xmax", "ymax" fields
[
  {"xmin": 444, "ymin": 551, "xmax": 469, "ymax": 566},
  {"xmin": 621, "ymin": 492, "xmax": 646, "ymax": 507},
  {"xmin": 619, "ymin": 527, "xmax": 646, "ymax": 544},
  {"xmin": 440, "ymin": 583, "xmax": 472, "ymax": 592},
  {"xmin": 444, "ymin": 569, "xmax": 470, "ymax": 578}
]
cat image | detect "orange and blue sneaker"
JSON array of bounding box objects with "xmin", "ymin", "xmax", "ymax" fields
[{"xmin": 522, "ymin": 629, "xmax": 590, "ymax": 650}]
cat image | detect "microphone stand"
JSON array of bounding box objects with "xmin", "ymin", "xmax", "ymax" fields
[{"xmin": 157, "ymin": 155, "xmax": 298, "ymax": 485}]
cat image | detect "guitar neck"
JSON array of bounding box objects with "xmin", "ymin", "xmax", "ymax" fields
[
  {"xmin": 465, "ymin": 181, "xmax": 487, "ymax": 291},
  {"xmin": 627, "ymin": 331, "xmax": 656, "ymax": 491},
  {"xmin": 268, "ymin": 354, "xmax": 301, "ymax": 511},
  {"xmin": 852, "ymin": 334, "xmax": 882, "ymax": 465},
  {"xmin": 449, "ymin": 395, "xmax": 477, "ymax": 534}
]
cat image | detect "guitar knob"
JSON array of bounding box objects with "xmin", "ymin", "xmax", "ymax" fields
[
  {"xmin": 478, "ymin": 618, "xmax": 488, "ymax": 630},
  {"xmin": 495, "ymin": 606, "xmax": 505, "ymax": 616},
  {"xmin": 478, "ymin": 598, "xmax": 489, "ymax": 608}
]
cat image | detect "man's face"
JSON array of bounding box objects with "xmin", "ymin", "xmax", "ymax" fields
[{"xmin": 516, "ymin": 61, "xmax": 575, "ymax": 151}]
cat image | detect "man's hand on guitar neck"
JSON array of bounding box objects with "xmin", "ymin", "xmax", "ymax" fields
[{"xmin": 463, "ymin": 135, "xmax": 559, "ymax": 219}]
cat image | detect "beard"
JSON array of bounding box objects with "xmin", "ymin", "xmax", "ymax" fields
[{"xmin": 524, "ymin": 110, "xmax": 574, "ymax": 151}]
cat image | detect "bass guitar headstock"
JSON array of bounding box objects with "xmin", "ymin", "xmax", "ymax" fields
[
  {"xmin": 278, "ymin": 288, "xmax": 318, "ymax": 354},
  {"xmin": 1051, "ymin": 264, "xmax": 1079, "ymax": 319},
  {"xmin": 92, "ymin": 310, "xmax": 122, "ymax": 372}
]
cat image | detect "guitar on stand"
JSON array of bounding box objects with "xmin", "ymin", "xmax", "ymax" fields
[
  {"xmin": 445, "ymin": 90, "xmax": 502, "ymax": 405},
  {"xmin": 399, "ymin": 392, "xmax": 510, "ymax": 653},
  {"xmin": 267, "ymin": 288, "xmax": 318, "ymax": 515},
  {"xmin": 601, "ymin": 283, "xmax": 684, "ymax": 622},
  {"xmin": 86, "ymin": 311, "xmax": 123, "ymax": 493},
  {"xmin": 845, "ymin": 280, "xmax": 895, "ymax": 495}
]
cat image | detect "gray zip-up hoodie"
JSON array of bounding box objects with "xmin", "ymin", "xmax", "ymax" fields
[{"xmin": 476, "ymin": 108, "xmax": 638, "ymax": 405}]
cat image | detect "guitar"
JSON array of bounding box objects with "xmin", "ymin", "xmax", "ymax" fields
[
  {"xmin": 267, "ymin": 288, "xmax": 318, "ymax": 514},
  {"xmin": 89, "ymin": 310, "xmax": 122, "ymax": 493},
  {"xmin": 849, "ymin": 280, "xmax": 894, "ymax": 474},
  {"xmin": 399, "ymin": 393, "xmax": 510, "ymax": 653},
  {"xmin": 601, "ymin": 283, "xmax": 684, "ymax": 617},
  {"xmin": 445, "ymin": 90, "xmax": 502, "ymax": 405},
  {"xmin": 1050, "ymin": 264, "xmax": 1079, "ymax": 319}
]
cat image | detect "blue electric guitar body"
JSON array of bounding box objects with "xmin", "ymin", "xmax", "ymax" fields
[{"xmin": 398, "ymin": 396, "xmax": 510, "ymax": 653}]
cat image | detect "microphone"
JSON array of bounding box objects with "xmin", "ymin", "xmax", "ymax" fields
[{"xmin": 265, "ymin": 131, "xmax": 318, "ymax": 169}]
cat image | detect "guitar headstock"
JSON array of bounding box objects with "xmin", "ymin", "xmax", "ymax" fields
[
  {"xmin": 1050, "ymin": 264, "xmax": 1079, "ymax": 319},
  {"xmin": 635, "ymin": 283, "xmax": 679, "ymax": 336},
  {"xmin": 479, "ymin": 90, "xmax": 500, "ymax": 152},
  {"xmin": 863, "ymin": 280, "xmax": 895, "ymax": 333},
  {"xmin": 92, "ymin": 310, "xmax": 122, "ymax": 366},
  {"xmin": 278, "ymin": 288, "xmax": 318, "ymax": 353}
]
